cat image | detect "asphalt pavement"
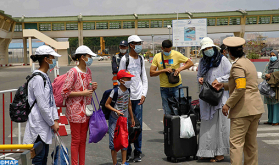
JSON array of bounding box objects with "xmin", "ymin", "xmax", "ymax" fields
[{"xmin": 0, "ymin": 61, "xmax": 278, "ymax": 165}]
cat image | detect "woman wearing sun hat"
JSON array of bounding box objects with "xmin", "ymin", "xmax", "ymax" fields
[
  {"xmin": 196, "ymin": 37, "xmax": 231, "ymax": 162},
  {"xmin": 213, "ymin": 37, "xmax": 265, "ymax": 165}
]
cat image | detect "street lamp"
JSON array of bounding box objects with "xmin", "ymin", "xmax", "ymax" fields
[
  {"xmin": 167, "ymin": 25, "xmax": 171, "ymax": 40},
  {"xmin": 174, "ymin": 12, "xmax": 178, "ymax": 51}
]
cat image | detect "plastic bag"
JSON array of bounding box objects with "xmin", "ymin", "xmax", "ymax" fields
[
  {"xmin": 113, "ymin": 116, "xmax": 128, "ymax": 152},
  {"xmin": 180, "ymin": 115, "xmax": 195, "ymax": 139},
  {"xmin": 51, "ymin": 133, "xmax": 70, "ymax": 165}
]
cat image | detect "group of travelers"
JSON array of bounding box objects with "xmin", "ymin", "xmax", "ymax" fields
[{"xmin": 23, "ymin": 33, "xmax": 269, "ymax": 165}]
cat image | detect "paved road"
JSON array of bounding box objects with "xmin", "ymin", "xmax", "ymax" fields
[{"xmin": 0, "ymin": 61, "xmax": 278, "ymax": 165}]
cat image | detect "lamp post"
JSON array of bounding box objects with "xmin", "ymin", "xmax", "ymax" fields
[
  {"xmin": 175, "ymin": 12, "xmax": 178, "ymax": 51},
  {"xmin": 152, "ymin": 34, "xmax": 154, "ymax": 56},
  {"xmin": 167, "ymin": 25, "xmax": 171, "ymax": 40}
]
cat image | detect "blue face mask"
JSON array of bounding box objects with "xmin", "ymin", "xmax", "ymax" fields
[
  {"xmin": 85, "ymin": 57, "xmax": 93, "ymax": 66},
  {"xmin": 204, "ymin": 48, "xmax": 215, "ymax": 57},
  {"xmin": 270, "ymin": 56, "xmax": 277, "ymax": 62},
  {"xmin": 133, "ymin": 45, "xmax": 142, "ymax": 54},
  {"xmin": 164, "ymin": 51, "xmax": 171, "ymax": 56},
  {"xmin": 48, "ymin": 59, "xmax": 56, "ymax": 70}
]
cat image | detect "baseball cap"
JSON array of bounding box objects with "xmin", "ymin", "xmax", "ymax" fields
[
  {"xmin": 128, "ymin": 35, "xmax": 143, "ymax": 43},
  {"xmin": 119, "ymin": 40, "xmax": 128, "ymax": 47},
  {"xmin": 117, "ymin": 70, "xmax": 135, "ymax": 80},
  {"xmin": 75, "ymin": 45, "xmax": 97, "ymax": 57},
  {"xmin": 34, "ymin": 45, "xmax": 61, "ymax": 57}
]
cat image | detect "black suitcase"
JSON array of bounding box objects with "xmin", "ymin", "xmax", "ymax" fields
[{"xmin": 164, "ymin": 86, "xmax": 198, "ymax": 163}]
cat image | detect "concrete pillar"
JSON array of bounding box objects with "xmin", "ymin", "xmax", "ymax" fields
[
  {"xmin": 28, "ymin": 37, "xmax": 34, "ymax": 72},
  {"xmin": 57, "ymin": 49, "xmax": 69, "ymax": 66},
  {"xmin": 233, "ymin": 32, "xmax": 245, "ymax": 38},
  {"xmin": 23, "ymin": 38, "xmax": 28, "ymax": 64},
  {"xmin": 186, "ymin": 47, "xmax": 191, "ymax": 58},
  {"xmin": 78, "ymin": 22, "xmax": 83, "ymax": 46}
]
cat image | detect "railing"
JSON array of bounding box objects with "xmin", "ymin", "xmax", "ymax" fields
[{"xmin": 0, "ymin": 89, "xmax": 22, "ymax": 160}]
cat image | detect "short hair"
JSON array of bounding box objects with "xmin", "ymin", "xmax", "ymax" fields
[
  {"xmin": 227, "ymin": 46, "xmax": 245, "ymax": 58},
  {"xmin": 220, "ymin": 44, "xmax": 227, "ymax": 53},
  {"xmin": 162, "ymin": 40, "xmax": 172, "ymax": 48}
]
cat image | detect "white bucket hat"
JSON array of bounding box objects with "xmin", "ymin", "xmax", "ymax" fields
[
  {"xmin": 199, "ymin": 37, "xmax": 220, "ymax": 55},
  {"xmin": 128, "ymin": 35, "xmax": 143, "ymax": 43},
  {"xmin": 34, "ymin": 45, "xmax": 61, "ymax": 57},
  {"xmin": 75, "ymin": 45, "xmax": 97, "ymax": 57}
]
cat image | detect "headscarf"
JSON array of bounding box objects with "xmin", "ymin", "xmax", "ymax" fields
[
  {"xmin": 268, "ymin": 50, "xmax": 279, "ymax": 73},
  {"xmin": 199, "ymin": 47, "xmax": 223, "ymax": 76}
]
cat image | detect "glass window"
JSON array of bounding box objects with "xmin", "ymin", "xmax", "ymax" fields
[
  {"xmin": 151, "ymin": 20, "xmax": 162, "ymax": 28},
  {"xmin": 246, "ymin": 17, "xmax": 257, "ymax": 24},
  {"xmin": 52, "ymin": 23, "xmax": 65, "ymax": 31},
  {"xmin": 14, "ymin": 23, "xmax": 22, "ymax": 32},
  {"xmin": 259, "ymin": 16, "xmax": 270, "ymax": 24},
  {"xmin": 163, "ymin": 20, "xmax": 172, "ymax": 27},
  {"xmin": 96, "ymin": 22, "xmax": 108, "ymax": 29},
  {"xmin": 83, "ymin": 22, "xmax": 95, "ymax": 30},
  {"xmin": 207, "ymin": 18, "xmax": 216, "ymax": 26},
  {"xmin": 272, "ymin": 16, "xmax": 279, "ymax": 24},
  {"xmin": 217, "ymin": 17, "xmax": 228, "ymax": 26},
  {"xmin": 138, "ymin": 21, "xmax": 149, "ymax": 28},
  {"xmin": 109, "ymin": 21, "xmax": 121, "ymax": 29},
  {"xmin": 66, "ymin": 23, "xmax": 78, "ymax": 30},
  {"xmin": 229, "ymin": 17, "xmax": 241, "ymax": 25},
  {"xmin": 123, "ymin": 21, "xmax": 135, "ymax": 29},
  {"xmin": 39, "ymin": 23, "xmax": 51, "ymax": 31}
]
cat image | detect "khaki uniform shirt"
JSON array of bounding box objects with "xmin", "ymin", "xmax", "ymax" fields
[{"xmin": 224, "ymin": 56, "xmax": 265, "ymax": 119}]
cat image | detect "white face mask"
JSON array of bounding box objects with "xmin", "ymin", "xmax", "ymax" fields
[
  {"xmin": 120, "ymin": 49, "xmax": 127, "ymax": 54},
  {"xmin": 123, "ymin": 80, "xmax": 132, "ymax": 88}
]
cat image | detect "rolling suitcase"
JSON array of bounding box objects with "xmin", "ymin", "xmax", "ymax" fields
[{"xmin": 164, "ymin": 86, "xmax": 198, "ymax": 163}]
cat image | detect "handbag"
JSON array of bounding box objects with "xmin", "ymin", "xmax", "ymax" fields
[
  {"xmin": 51, "ymin": 133, "xmax": 70, "ymax": 165},
  {"xmin": 258, "ymin": 80, "xmax": 275, "ymax": 98},
  {"xmin": 128, "ymin": 115, "xmax": 142, "ymax": 143},
  {"xmin": 89, "ymin": 91, "xmax": 108, "ymax": 143},
  {"xmin": 161, "ymin": 52, "xmax": 179, "ymax": 84},
  {"xmin": 199, "ymin": 81, "xmax": 224, "ymax": 106},
  {"xmin": 79, "ymin": 72, "xmax": 94, "ymax": 116},
  {"xmin": 113, "ymin": 116, "xmax": 129, "ymax": 152}
]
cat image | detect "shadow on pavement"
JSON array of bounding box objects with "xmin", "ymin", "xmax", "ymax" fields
[{"xmin": 147, "ymin": 139, "xmax": 164, "ymax": 143}]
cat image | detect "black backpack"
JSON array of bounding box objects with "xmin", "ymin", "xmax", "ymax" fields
[
  {"xmin": 100, "ymin": 88, "xmax": 119, "ymax": 120},
  {"xmin": 125, "ymin": 54, "xmax": 143, "ymax": 77},
  {"xmin": 10, "ymin": 72, "xmax": 46, "ymax": 123}
]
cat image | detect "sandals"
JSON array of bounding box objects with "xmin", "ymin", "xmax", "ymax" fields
[
  {"xmin": 210, "ymin": 158, "xmax": 225, "ymax": 162},
  {"xmin": 272, "ymin": 123, "xmax": 279, "ymax": 126},
  {"xmin": 264, "ymin": 122, "xmax": 272, "ymax": 125}
]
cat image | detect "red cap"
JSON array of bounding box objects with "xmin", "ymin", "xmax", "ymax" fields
[{"xmin": 117, "ymin": 70, "xmax": 135, "ymax": 80}]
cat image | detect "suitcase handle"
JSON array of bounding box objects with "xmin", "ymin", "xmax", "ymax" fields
[{"xmin": 178, "ymin": 86, "xmax": 189, "ymax": 101}]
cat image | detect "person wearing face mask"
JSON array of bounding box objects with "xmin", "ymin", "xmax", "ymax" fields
[
  {"xmin": 118, "ymin": 35, "xmax": 148, "ymax": 162},
  {"xmin": 23, "ymin": 45, "xmax": 60, "ymax": 165},
  {"xmin": 105, "ymin": 69, "xmax": 135, "ymax": 165},
  {"xmin": 196, "ymin": 37, "xmax": 231, "ymax": 162},
  {"xmin": 150, "ymin": 39, "xmax": 193, "ymax": 118},
  {"xmin": 111, "ymin": 40, "xmax": 129, "ymax": 87},
  {"xmin": 261, "ymin": 50, "xmax": 279, "ymax": 126},
  {"xmin": 61, "ymin": 45, "xmax": 98, "ymax": 165}
]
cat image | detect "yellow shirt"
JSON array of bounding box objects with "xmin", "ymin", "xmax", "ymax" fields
[{"xmin": 151, "ymin": 50, "xmax": 188, "ymax": 87}]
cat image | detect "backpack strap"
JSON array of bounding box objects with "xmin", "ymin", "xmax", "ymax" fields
[
  {"xmin": 161, "ymin": 52, "xmax": 166, "ymax": 69},
  {"xmin": 125, "ymin": 54, "xmax": 143, "ymax": 78},
  {"xmin": 111, "ymin": 88, "xmax": 118, "ymax": 108},
  {"xmin": 71, "ymin": 67, "xmax": 78, "ymax": 84}
]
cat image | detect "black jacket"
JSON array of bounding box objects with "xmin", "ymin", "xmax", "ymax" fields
[{"xmin": 111, "ymin": 53, "xmax": 125, "ymax": 74}]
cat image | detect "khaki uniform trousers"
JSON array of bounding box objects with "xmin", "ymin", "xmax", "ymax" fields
[{"xmin": 230, "ymin": 114, "xmax": 262, "ymax": 165}]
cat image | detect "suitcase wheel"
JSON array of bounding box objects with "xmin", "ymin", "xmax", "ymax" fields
[
  {"xmin": 167, "ymin": 157, "xmax": 172, "ymax": 162},
  {"xmin": 173, "ymin": 158, "xmax": 178, "ymax": 163}
]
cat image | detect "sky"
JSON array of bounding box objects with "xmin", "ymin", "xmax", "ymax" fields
[{"xmin": 2, "ymin": 0, "xmax": 279, "ymax": 40}]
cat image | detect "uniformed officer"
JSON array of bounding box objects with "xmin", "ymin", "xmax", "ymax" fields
[
  {"xmin": 213, "ymin": 37, "xmax": 265, "ymax": 165},
  {"xmin": 111, "ymin": 40, "xmax": 128, "ymax": 87}
]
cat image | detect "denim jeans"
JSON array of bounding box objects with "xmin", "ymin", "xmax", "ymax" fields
[
  {"xmin": 128, "ymin": 100, "xmax": 143, "ymax": 154},
  {"xmin": 160, "ymin": 84, "xmax": 184, "ymax": 115},
  {"xmin": 32, "ymin": 136, "xmax": 49, "ymax": 165}
]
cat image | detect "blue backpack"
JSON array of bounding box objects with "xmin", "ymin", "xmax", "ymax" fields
[{"xmin": 100, "ymin": 88, "xmax": 119, "ymax": 120}]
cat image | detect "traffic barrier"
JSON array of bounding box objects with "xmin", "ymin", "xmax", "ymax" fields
[
  {"xmin": 0, "ymin": 64, "xmax": 13, "ymax": 67},
  {"xmin": 0, "ymin": 89, "xmax": 22, "ymax": 160}
]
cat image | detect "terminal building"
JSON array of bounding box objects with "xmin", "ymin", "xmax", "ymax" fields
[{"xmin": 0, "ymin": 9, "xmax": 279, "ymax": 66}]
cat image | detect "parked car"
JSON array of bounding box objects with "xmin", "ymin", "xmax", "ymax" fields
[{"xmin": 92, "ymin": 55, "xmax": 104, "ymax": 61}]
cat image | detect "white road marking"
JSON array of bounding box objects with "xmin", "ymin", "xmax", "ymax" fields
[
  {"xmin": 258, "ymin": 127, "xmax": 279, "ymax": 131},
  {"xmin": 160, "ymin": 121, "xmax": 163, "ymax": 123},
  {"xmin": 142, "ymin": 122, "xmax": 151, "ymax": 130},
  {"xmin": 262, "ymin": 140, "xmax": 279, "ymax": 145},
  {"xmin": 257, "ymin": 133, "xmax": 279, "ymax": 137},
  {"xmin": 157, "ymin": 109, "xmax": 163, "ymax": 111}
]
